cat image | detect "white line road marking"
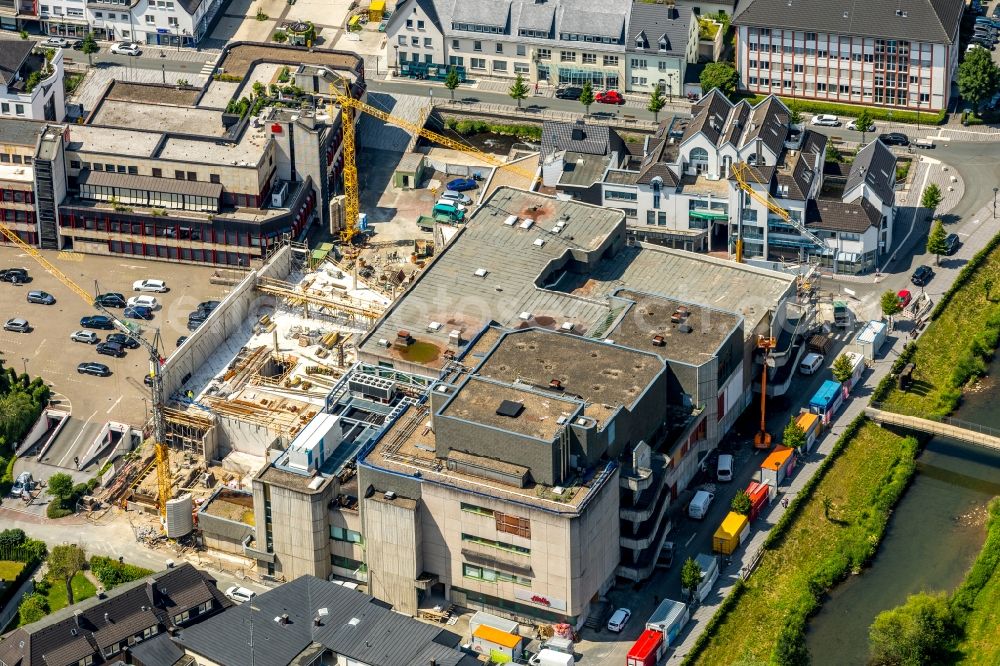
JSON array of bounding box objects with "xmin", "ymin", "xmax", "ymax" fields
[
  {"xmin": 106, "ymin": 396, "xmax": 122, "ymax": 414},
  {"xmin": 33, "ymin": 338, "xmax": 47, "ymax": 355},
  {"xmin": 684, "ymin": 533, "xmax": 696, "ymax": 548},
  {"xmin": 58, "ymin": 409, "xmax": 97, "ymax": 467}
]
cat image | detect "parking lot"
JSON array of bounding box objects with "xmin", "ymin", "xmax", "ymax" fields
[{"xmin": 0, "ymin": 248, "xmax": 231, "ymax": 470}]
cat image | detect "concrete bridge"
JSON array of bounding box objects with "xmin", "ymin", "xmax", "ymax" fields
[{"xmin": 865, "ymin": 405, "xmax": 1000, "ymax": 452}]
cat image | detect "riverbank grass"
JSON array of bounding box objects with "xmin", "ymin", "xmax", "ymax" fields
[
  {"xmin": 687, "ymin": 421, "xmax": 917, "ymax": 665},
  {"xmin": 882, "ymin": 239, "xmax": 1000, "ymax": 419},
  {"xmin": 952, "ymin": 498, "xmax": 1000, "ymax": 664}
]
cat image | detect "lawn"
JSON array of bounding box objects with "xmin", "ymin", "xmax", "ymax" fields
[
  {"xmin": 882, "ymin": 240, "xmax": 1000, "ymax": 419},
  {"xmin": 0, "ymin": 561, "xmax": 25, "ymax": 582},
  {"xmin": 690, "ymin": 422, "xmax": 917, "ymax": 665},
  {"xmin": 957, "ymin": 567, "xmax": 1000, "ymax": 664},
  {"xmin": 45, "ymin": 572, "xmax": 96, "ymax": 613}
]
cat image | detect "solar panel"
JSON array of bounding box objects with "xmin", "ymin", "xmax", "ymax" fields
[{"xmin": 495, "ymin": 400, "xmax": 524, "ymax": 418}]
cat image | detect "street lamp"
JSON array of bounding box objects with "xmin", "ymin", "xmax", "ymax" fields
[
  {"xmin": 21, "ymin": 357, "xmax": 28, "ymax": 376},
  {"xmin": 393, "ymin": 45, "xmax": 399, "ymax": 75},
  {"xmin": 668, "ymin": 72, "xmax": 676, "ymax": 103},
  {"xmin": 993, "ymin": 187, "xmax": 998, "ymax": 219}
]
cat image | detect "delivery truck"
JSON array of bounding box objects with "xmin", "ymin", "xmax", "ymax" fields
[
  {"xmin": 645, "ymin": 598, "xmax": 689, "ymax": 646},
  {"xmin": 626, "ymin": 629, "xmax": 664, "ymax": 666},
  {"xmin": 713, "ymin": 511, "xmax": 750, "ymax": 555},
  {"xmin": 531, "ymin": 648, "xmax": 575, "ymax": 666}
]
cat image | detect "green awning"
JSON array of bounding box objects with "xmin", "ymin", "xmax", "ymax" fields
[{"xmin": 689, "ymin": 210, "xmax": 729, "ymax": 221}]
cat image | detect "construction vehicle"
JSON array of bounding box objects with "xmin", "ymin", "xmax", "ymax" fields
[
  {"xmin": 0, "ymin": 225, "xmax": 171, "ymax": 518},
  {"xmin": 754, "ymin": 335, "xmax": 777, "ymax": 449},
  {"xmin": 730, "ymin": 161, "xmax": 825, "ymax": 264},
  {"xmin": 328, "ymin": 80, "xmax": 537, "ymax": 247}
]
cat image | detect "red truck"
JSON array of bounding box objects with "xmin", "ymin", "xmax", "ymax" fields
[{"xmin": 626, "ymin": 629, "xmax": 664, "ymax": 666}]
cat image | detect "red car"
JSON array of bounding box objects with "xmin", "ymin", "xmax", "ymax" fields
[
  {"xmin": 595, "ymin": 90, "xmax": 626, "ymax": 105},
  {"xmin": 897, "ymin": 289, "xmax": 912, "ymax": 308}
]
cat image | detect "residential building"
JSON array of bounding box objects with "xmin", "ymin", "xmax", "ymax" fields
[
  {"xmin": 0, "ymin": 37, "xmax": 66, "ymax": 122},
  {"xmin": 38, "ymin": 0, "xmax": 226, "ymax": 46},
  {"xmin": 0, "ymin": 118, "xmax": 45, "ymax": 244},
  {"xmin": 385, "ymin": 0, "xmax": 703, "ymax": 91},
  {"xmin": 0, "ymin": 0, "xmax": 39, "ymax": 32},
  {"xmin": 626, "ymin": 2, "xmax": 699, "ymax": 97},
  {"xmin": 732, "ymin": 0, "xmax": 964, "ymax": 112},
  {"xmin": 0, "ymin": 563, "xmax": 231, "ymax": 666},
  {"xmin": 174, "ymin": 575, "xmax": 479, "ymax": 666}
]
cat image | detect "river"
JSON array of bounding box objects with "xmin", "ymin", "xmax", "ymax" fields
[{"xmin": 805, "ymin": 365, "xmax": 1000, "ymax": 665}]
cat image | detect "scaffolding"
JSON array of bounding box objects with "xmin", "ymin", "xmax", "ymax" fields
[{"xmin": 256, "ymin": 276, "xmax": 383, "ymax": 322}]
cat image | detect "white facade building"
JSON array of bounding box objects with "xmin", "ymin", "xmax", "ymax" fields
[
  {"xmin": 0, "ymin": 39, "xmax": 65, "ymax": 122},
  {"xmin": 733, "ymin": 0, "xmax": 963, "ymax": 112},
  {"xmin": 39, "ymin": 0, "xmax": 222, "ymax": 45},
  {"xmin": 626, "ymin": 2, "xmax": 699, "ymax": 96}
]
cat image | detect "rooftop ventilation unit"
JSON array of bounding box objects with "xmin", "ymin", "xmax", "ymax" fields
[
  {"xmin": 384, "ymin": 491, "xmax": 397, "ymax": 500},
  {"xmin": 533, "ymin": 238, "xmax": 545, "ymax": 247},
  {"xmin": 496, "ymin": 400, "xmax": 525, "ymax": 418},
  {"xmin": 519, "ymin": 311, "xmax": 532, "ymax": 320},
  {"xmin": 519, "ymin": 218, "xmax": 535, "ymax": 230},
  {"xmin": 504, "ymin": 215, "xmax": 518, "ymax": 226},
  {"xmin": 552, "ymin": 486, "xmax": 565, "ymax": 495},
  {"xmin": 474, "ymin": 268, "xmax": 489, "ymax": 277},
  {"xmin": 549, "ymin": 378, "xmax": 564, "ymax": 390},
  {"xmin": 560, "ymin": 322, "xmax": 574, "ymax": 331},
  {"xmin": 378, "ymin": 338, "xmax": 391, "ymax": 348},
  {"xmin": 556, "ymin": 415, "xmax": 569, "ymax": 425},
  {"xmin": 552, "ymin": 226, "xmax": 563, "ymax": 233},
  {"xmin": 652, "ymin": 334, "xmax": 666, "ymax": 347},
  {"xmin": 428, "ymin": 321, "xmax": 443, "ymax": 331}
]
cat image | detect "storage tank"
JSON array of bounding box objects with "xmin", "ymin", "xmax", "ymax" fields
[{"xmin": 165, "ymin": 493, "xmax": 194, "ymax": 538}]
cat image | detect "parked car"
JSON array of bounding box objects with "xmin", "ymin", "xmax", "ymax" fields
[
  {"xmin": 81, "ymin": 315, "xmax": 115, "ymax": 330},
  {"xmin": 133, "ymin": 279, "xmax": 168, "ymax": 292},
  {"xmin": 96, "ymin": 341, "xmax": 126, "ymax": 358},
  {"xmin": 897, "ymin": 289, "xmax": 913, "ymax": 308},
  {"xmin": 127, "ymin": 295, "xmax": 159, "ymax": 309},
  {"xmin": 225, "ymin": 586, "xmax": 256, "ymax": 604},
  {"xmin": 798, "ymin": 352, "xmax": 825, "ymax": 375},
  {"xmin": 910, "ymin": 265, "xmax": 934, "ymax": 286},
  {"xmin": 716, "ymin": 454, "xmax": 734, "ymax": 482},
  {"xmin": 446, "ymin": 177, "xmax": 477, "ymax": 192},
  {"xmin": 846, "ymin": 119, "xmax": 875, "ymax": 132},
  {"xmin": 95, "ymin": 292, "xmax": 127, "ymax": 308},
  {"xmin": 688, "ymin": 489, "xmax": 715, "ymax": 519},
  {"xmin": 11, "ymin": 471, "xmax": 33, "ymax": 496},
  {"xmin": 70, "ymin": 330, "xmax": 100, "ymax": 344},
  {"xmin": 811, "ymin": 114, "xmax": 841, "ymax": 126},
  {"xmin": 39, "ymin": 37, "xmax": 71, "ymax": 48},
  {"xmin": 944, "ymin": 233, "xmax": 960, "ymax": 255},
  {"xmin": 606, "ymin": 608, "xmax": 632, "ymax": 632},
  {"xmin": 879, "ymin": 132, "xmax": 910, "ymax": 146},
  {"xmin": 26, "ymin": 290, "xmax": 55, "ymax": 305},
  {"xmin": 77, "ymin": 362, "xmax": 112, "ymax": 377},
  {"xmin": 436, "ymin": 198, "xmax": 466, "ymax": 211},
  {"xmin": 196, "ymin": 300, "xmax": 221, "ymax": 313},
  {"xmin": 107, "ymin": 332, "xmax": 140, "ymax": 349},
  {"xmin": 992, "ymin": 4, "xmax": 1000, "ymax": 18},
  {"xmin": 555, "ymin": 86, "xmax": 583, "ymax": 100},
  {"xmin": 124, "ymin": 306, "xmax": 153, "ymax": 320},
  {"xmin": 595, "ymin": 90, "xmax": 625, "ymax": 105},
  {"xmin": 176, "ymin": 336, "xmax": 189, "ymax": 347},
  {"xmin": 110, "ymin": 42, "xmax": 141, "ymax": 56},
  {"xmin": 187, "ymin": 316, "xmax": 206, "ymax": 332},
  {"xmin": 0, "ymin": 268, "xmax": 29, "ymax": 283},
  {"xmin": 972, "ymin": 37, "xmax": 997, "ymax": 50},
  {"xmin": 438, "ymin": 190, "xmax": 472, "ymax": 205},
  {"xmin": 4, "ymin": 318, "xmax": 30, "ymax": 333}
]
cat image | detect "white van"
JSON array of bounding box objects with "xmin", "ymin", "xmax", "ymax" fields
[
  {"xmin": 716, "ymin": 454, "xmax": 734, "ymax": 482},
  {"xmin": 798, "ymin": 352, "xmax": 824, "ymax": 375},
  {"xmin": 688, "ymin": 490, "xmax": 714, "ymax": 519},
  {"xmin": 529, "ymin": 649, "xmax": 574, "ymax": 666}
]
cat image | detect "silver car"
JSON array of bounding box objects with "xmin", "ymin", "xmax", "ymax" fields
[
  {"xmin": 71, "ymin": 330, "xmax": 99, "ymax": 344},
  {"xmin": 4, "ymin": 318, "xmax": 31, "ymax": 333}
]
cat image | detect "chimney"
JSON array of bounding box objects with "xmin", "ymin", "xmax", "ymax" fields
[
  {"xmin": 281, "ymin": 613, "xmax": 290, "ymax": 625},
  {"xmin": 146, "ymin": 580, "xmax": 157, "ymax": 606},
  {"xmin": 104, "ymin": 612, "xmax": 111, "ymax": 624},
  {"xmin": 74, "ymin": 609, "xmax": 83, "ymax": 627}
]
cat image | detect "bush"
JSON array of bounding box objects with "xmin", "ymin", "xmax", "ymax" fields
[
  {"xmin": 743, "ymin": 95, "xmax": 948, "ymax": 125},
  {"xmin": 951, "ymin": 498, "xmax": 1000, "ymax": 624},
  {"xmin": 444, "ymin": 118, "xmax": 541, "ymax": 140},
  {"xmin": 46, "ymin": 503, "xmax": 73, "ymax": 519},
  {"xmin": 212, "ymin": 73, "xmax": 243, "ymax": 83},
  {"xmin": 89, "ymin": 556, "xmax": 154, "ymax": 589}
]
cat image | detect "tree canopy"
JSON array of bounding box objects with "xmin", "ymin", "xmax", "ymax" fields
[
  {"xmin": 957, "ymin": 47, "xmax": 1000, "ymax": 109},
  {"xmin": 700, "ymin": 62, "xmax": 739, "ymax": 99}
]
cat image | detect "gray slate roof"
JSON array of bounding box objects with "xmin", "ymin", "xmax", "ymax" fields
[
  {"xmin": 0, "ymin": 38, "xmax": 34, "ymax": 87},
  {"xmin": 733, "ymin": 0, "xmax": 963, "ymax": 44},
  {"xmin": 806, "ymin": 197, "xmax": 882, "ymax": 233},
  {"xmin": 541, "ymin": 120, "xmax": 624, "ymax": 158},
  {"xmin": 0, "ymin": 118, "xmax": 45, "ymax": 147},
  {"xmin": 627, "ymin": 2, "xmax": 694, "ymax": 55},
  {"xmin": 845, "ymin": 139, "xmax": 897, "ymax": 205},
  {"xmin": 175, "ymin": 575, "xmax": 473, "ymax": 666}
]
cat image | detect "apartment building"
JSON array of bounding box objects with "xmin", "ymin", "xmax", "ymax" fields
[
  {"xmin": 0, "ymin": 37, "xmax": 66, "ymax": 121},
  {"xmin": 34, "ymin": 0, "xmax": 224, "ymax": 45},
  {"xmin": 733, "ymin": 0, "xmax": 964, "ymax": 112},
  {"xmin": 0, "ymin": 119, "xmax": 45, "ymax": 244},
  {"xmin": 626, "ymin": 2, "xmax": 699, "ymax": 97},
  {"xmin": 385, "ymin": 0, "xmax": 700, "ymax": 92}
]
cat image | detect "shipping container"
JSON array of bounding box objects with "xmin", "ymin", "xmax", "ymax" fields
[
  {"xmin": 856, "ymin": 320, "xmax": 888, "ymax": 359},
  {"xmin": 713, "ymin": 511, "xmax": 750, "ymax": 555},
  {"xmin": 469, "ymin": 611, "xmax": 519, "ymax": 636},
  {"xmin": 809, "ymin": 379, "xmax": 844, "ymax": 424},
  {"xmin": 626, "ymin": 629, "xmax": 664, "ymax": 666},
  {"xmin": 794, "ymin": 412, "xmax": 821, "ymax": 454},
  {"xmin": 745, "ymin": 481, "xmax": 772, "ymax": 521},
  {"xmin": 645, "ymin": 598, "xmax": 689, "ymax": 646},
  {"xmin": 842, "ymin": 351, "xmax": 866, "ymax": 393},
  {"xmin": 471, "ymin": 624, "xmax": 523, "ymax": 661},
  {"xmin": 685, "ymin": 553, "xmax": 719, "ymax": 602},
  {"xmin": 760, "ymin": 445, "xmax": 797, "ymax": 487}
]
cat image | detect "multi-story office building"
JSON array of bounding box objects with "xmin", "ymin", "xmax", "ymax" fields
[
  {"xmin": 384, "ymin": 0, "xmax": 701, "ymax": 92},
  {"xmin": 0, "ymin": 37, "xmax": 66, "ymax": 121},
  {"xmin": 0, "ymin": 119, "xmax": 45, "ymax": 244},
  {"xmin": 733, "ymin": 0, "xmax": 963, "ymax": 112},
  {"xmin": 242, "ymin": 188, "xmax": 799, "ymax": 627},
  {"xmin": 35, "ymin": 0, "xmax": 225, "ymax": 46}
]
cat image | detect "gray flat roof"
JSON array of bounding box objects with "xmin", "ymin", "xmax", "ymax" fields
[
  {"xmin": 0, "ymin": 118, "xmax": 45, "ymax": 147},
  {"xmin": 442, "ymin": 376, "xmax": 582, "ymax": 441},
  {"xmin": 90, "ymin": 100, "xmax": 227, "ymax": 136},
  {"xmin": 66, "ymin": 124, "xmax": 162, "ymax": 158}
]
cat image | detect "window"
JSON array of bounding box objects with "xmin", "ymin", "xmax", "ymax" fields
[
  {"xmin": 331, "ymin": 554, "xmax": 365, "ymax": 570},
  {"xmin": 93, "ymin": 164, "xmax": 103, "ymax": 171},
  {"xmin": 0, "ymin": 103, "xmax": 7, "ymax": 113},
  {"xmin": 405, "ymin": 19, "xmax": 412, "ymax": 28},
  {"xmin": 411, "ymin": 36, "xmax": 419, "ymax": 46},
  {"xmin": 493, "ymin": 60, "xmax": 507, "ymax": 72},
  {"xmin": 210, "ymin": 174, "xmax": 220, "ymax": 184},
  {"xmin": 397, "ymin": 35, "xmax": 405, "ymax": 45},
  {"xmin": 463, "ymin": 563, "xmax": 532, "ymax": 586},
  {"xmin": 560, "ymin": 50, "xmax": 575, "ymax": 62},
  {"xmin": 175, "ymin": 170, "xmax": 184, "ymax": 179},
  {"xmin": 70, "ymin": 160, "xmax": 80, "ymax": 169},
  {"xmin": 537, "ymin": 48, "xmax": 551, "ymax": 60},
  {"xmin": 603, "ymin": 55, "xmax": 618, "ymax": 66},
  {"xmin": 473, "ymin": 40, "xmax": 482, "ymax": 51},
  {"xmin": 173, "ymin": 610, "xmax": 191, "ymax": 624},
  {"xmin": 496, "ymin": 43, "xmax": 503, "ymax": 53},
  {"xmin": 449, "ymin": 55, "xmax": 465, "ymax": 66},
  {"xmin": 186, "ymin": 171, "xmax": 196, "ymax": 181},
  {"xmin": 461, "ymin": 533, "xmax": 530, "ymax": 554},
  {"xmin": 582, "ymin": 53, "xmax": 596, "ymax": 64},
  {"xmin": 514, "ymin": 62, "xmax": 529, "ymax": 74},
  {"xmin": 127, "ymin": 166, "xmax": 138, "ymax": 175},
  {"xmin": 516, "ymin": 44, "xmax": 526, "ymax": 56},
  {"xmin": 471, "ymin": 57, "xmax": 486, "ymax": 69},
  {"xmin": 452, "ymin": 39, "xmax": 459, "ymax": 48},
  {"xmin": 631, "ymin": 58, "xmax": 647, "ymax": 68},
  {"xmin": 605, "ymin": 189, "xmax": 637, "ymax": 201},
  {"xmin": 496, "ymin": 511, "xmax": 530, "ymax": 538},
  {"xmin": 168, "ymin": 16, "xmax": 178, "ymax": 27},
  {"xmin": 805, "ymin": 32, "xmax": 816, "ymax": 41},
  {"xmin": 461, "ymin": 502, "xmax": 495, "ymax": 516},
  {"xmin": 15, "ymin": 104, "xmax": 24, "ymax": 116},
  {"xmin": 145, "ymin": 14, "xmax": 155, "ymax": 24},
  {"xmin": 417, "ymin": 20, "xmax": 424, "ymax": 29},
  {"xmin": 331, "ymin": 526, "xmax": 363, "ymax": 543},
  {"xmin": 424, "ymin": 37, "xmax": 432, "ymax": 47},
  {"xmin": 152, "ymin": 168, "xmax": 162, "ymax": 178}
]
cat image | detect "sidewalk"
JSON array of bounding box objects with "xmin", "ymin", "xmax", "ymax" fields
[{"xmin": 665, "ymin": 193, "xmax": 1000, "ymax": 663}]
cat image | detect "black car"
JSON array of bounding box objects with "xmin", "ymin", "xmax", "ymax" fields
[
  {"xmin": 879, "ymin": 132, "xmax": 909, "ymax": 146},
  {"xmin": 993, "ymin": 4, "xmax": 1000, "ymax": 18},
  {"xmin": 177, "ymin": 336, "xmax": 189, "ymax": 347},
  {"xmin": 26, "ymin": 290, "xmax": 55, "ymax": 305},
  {"xmin": 106, "ymin": 332, "xmax": 140, "ymax": 349},
  {"xmin": 0, "ymin": 268, "xmax": 28, "ymax": 283},
  {"xmin": 96, "ymin": 341, "xmax": 126, "ymax": 358},
  {"xmin": 187, "ymin": 318, "xmax": 204, "ymax": 332},
  {"xmin": 555, "ymin": 86, "xmax": 583, "ymax": 100},
  {"xmin": 911, "ymin": 265, "xmax": 934, "ymax": 286},
  {"xmin": 81, "ymin": 315, "xmax": 115, "ymax": 330},
  {"xmin": 945, "ymin": 233, "xmax": 960, "ymax": 255},
  {"xmin": 972, "ymin": 37, "xmax": 997, "ymax": 50},
  {"xmin": 95, "ymin": 292, "xmax": 127, "ymax": 308},
  {"xmin": 77, "ymin": 362, "xmax": 112, "ymax": 377},
  {"xmin": 196, "ymin": 300, "xmax": 221, "ymax": 313}
]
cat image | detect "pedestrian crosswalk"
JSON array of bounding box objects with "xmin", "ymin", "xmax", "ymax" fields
[{"xmin": 199, "ymin": 61, "xmax": 218, "ymax": 77}]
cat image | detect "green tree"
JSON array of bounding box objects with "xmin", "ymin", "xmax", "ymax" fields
[
  {"xmin": 17, "ymin": 593, "xmax": 48, "ymax": 626},
  {"xmin": 0, "ymin": 528, "xmax": 26, "ymax": 548},
  {"xmin": 444, "ymin": 67, "xmax": 460, "ymax": 101},
  {"xmin": 926, "ymin": 218, "xmax": 948, "ymax": 266},
  {"xmin": 881, "ymin": 289, "xmax": 902, "ymax": 322},
  {"xmin": 869, "ymin": 592, "xmax": 956, "ymax": 666},
  {"xmin": 48, "ymin": 544, "xmax": 87, "ymax": 606},
  {"xmin": 825, "ymin": 142, "xmax": 841, "ymax": 163},
  {"xmin": 680, "ymin": 556, "xmax": 703, "ymax": 601},
  {"xmin": 782, "ymin": 417, "xmax": 806, "ymax": 451},
  {"xmin": 788, "ymin": 108, "xmax": 803, "ymax": 125},
  {"xmin": 579, "ymin": 81, "xmax": 595, "ymax": 115},
  {"xmin": 251, "ymin": 81, "xmax": 266, "ymax": 99},
  {"xmin": 832, "ymin": 353, "xmax": 854, "ymax": 384},
  {"xmin": 508, "ymin": 73, "xmax": 529, "ymax": 110},
  {"xmin": 958, "ymin": 47, "xmax": 1000, "ymax": 111},
  {"xmin": 699, "ymin": 62, "xmax": 739, "ymax": 99},
  {"xmin": 855, "ymin": 108, "xmax": 874, "ymax": 144},
  {"xmin": 80, "ymin": 33, "xmax": 99, "ymax": 67},
  {"xmin": 648, "ymin": 83, "xmax": 666, "ymax": 122},
  {"xmin": 921, "ymin": 183, "xmax": 943, "ymax": 212},
  {"xmin": 47, "ymin": 472, "xmax": 73, "ymax": 503},
  {"xmin": 731, "ymin": 490, "xmax": 752, "ymax": 516}
]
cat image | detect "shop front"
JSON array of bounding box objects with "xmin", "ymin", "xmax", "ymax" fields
[{"xmin": 43, "ymin": 15, "xmax": 89, "ymax": 38}]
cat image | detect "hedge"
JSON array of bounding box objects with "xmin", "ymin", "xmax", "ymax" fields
[
  {"xmin": 743, "ymin": 95, "xmax": 948, "ymax": 126},
  {"xmin": 930, "ymin": 229, "xmax": 1000, "ymax": 320},
  {"xmin": 870, "ymin": 341, "xmax": 918, "ymax": 404},
  {"xmin": 951, "ymin": 497, "xmax": 1000, "ymax": 625},
  {"xmin": 442, "ymin": 117, "xmax": 542, "ymax": 141},
  {"xmin": 89, "ymin": 556, "xmax": 154, "ymax": 589}
]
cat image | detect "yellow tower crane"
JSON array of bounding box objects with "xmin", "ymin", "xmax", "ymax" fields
[
  {"xmin": 730, "ymin": 161, "xmax": 825, "ymax": 264},
  {"xmin": 0, "ymin": 226, "xmax": 172, "ymax": 517},
  {"xmin": 329, "ymin": 81, "xmax": 538, "ymax": 246}
]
